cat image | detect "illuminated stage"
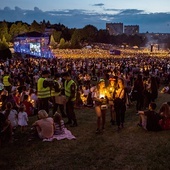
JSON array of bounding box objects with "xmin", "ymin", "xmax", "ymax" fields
[{"xmin": 14, "ymin": 31, "xmax": 53, "ymax": 58}]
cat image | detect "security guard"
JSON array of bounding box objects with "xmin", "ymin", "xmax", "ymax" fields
[
  {"xmin": 52, "ymin": 73, "xmax": 67, "ymax": 117},
  {"xmin": 3, "ymin": 72, "xmax": 12, "ymax": 93},
  {"xmin": 63, "ymin": 72, "xmax": 77, "ymax": 127},
  {"xmin": 37, "ymin": 70, "xmax": 52, "ymax": 113}
]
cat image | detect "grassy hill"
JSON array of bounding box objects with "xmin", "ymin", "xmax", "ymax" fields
[{"xmin": 0, "ymin": 92, "xmax": 170, "ymax": 170}]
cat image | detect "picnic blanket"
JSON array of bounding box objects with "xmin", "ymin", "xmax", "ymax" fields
[{"xmin": 43, "ymin": 128, "xmax": 76, "ymax": 142}]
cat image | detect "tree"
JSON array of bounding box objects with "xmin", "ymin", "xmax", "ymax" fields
[
  {"xmin": 61, "ymin": 27, "xmax": 72, "ymax": 42},
  {"xmin": 128, "ymin": 34, "xmax": 145, "ymax": 47},
  {"xmin": 0, "ymin": 21, "xmax": 11, "ymax": 42},
  {"xmin": 50, "ymin": 34, "xmax": 57, "ymax": 49},
  {"xmin": 0, "ymin": 21, "xmax": 8, "ymax": 39},
  {"xmin": 59, "ymin": 38, "xmax": 66, "ymax": 49},
  {"xmin": 0, "ymin": 36, "xmax": 12, "ymax": 61},
  {"xmin": 0, "ymin": 36, "xmax": 9, "ymax": 50},
  {"xmin": 9, "ymin": 22, "xmax": 29, "ymax": 39},
  {"xmin": 82, "ymin": 25, "xmax": 98, "ymax": 43},
  {"xmin": 52, "ymin": 30, "xmax": 62, "ymax": 43},
  {"xmin": 70, "ymin": 29, "xmax": 82, "ymax": 48},
  {"xmin": 96, "ymin": 29, "xmax": 110, "ymax": 43},
  {"xmin": 30, "ymin": 20, "xmax": 44, "ymax": 33}
]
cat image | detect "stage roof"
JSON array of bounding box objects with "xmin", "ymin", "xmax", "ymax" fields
[{"xmin": 15, "ymin": 31, "xmax": 47, "ymax": 38}]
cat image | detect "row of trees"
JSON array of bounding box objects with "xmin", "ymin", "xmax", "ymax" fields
[{"xmin": 0, "ymin": 20, "xmax": 170, "ymax": 50}]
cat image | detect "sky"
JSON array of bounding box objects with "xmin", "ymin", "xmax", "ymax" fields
[{"xmin": 0, "ymin": 0, "xmax": 170, "ymax": 33}]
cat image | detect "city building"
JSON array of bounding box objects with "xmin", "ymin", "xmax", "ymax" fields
[
  {"xmin": 124, "ymin": 25, "xmax": 139, "ymax": 35},
  {"xmin": 106, "ymin": 23, "xmax": 123, "ymax": 35}
]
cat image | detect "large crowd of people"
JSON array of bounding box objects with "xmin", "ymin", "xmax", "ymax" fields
[{"xmin": 0, "ymin": 51, "xmax": 170, "ymax": 146}]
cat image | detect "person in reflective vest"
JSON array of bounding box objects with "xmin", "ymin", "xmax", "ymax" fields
[
  {"xmin": 52, "ymin": 73, "xmax": 67, "ymax": 117},
  {"xmin": 37, "ymin": 70, "xmax": 51, "ymax": 113},
  {"xmin": 3, "ymin": 72, "xmax": 12, "ymax": 93},
  {"xmin": 63, "ymin": 72, "xmax": 77, "ymax": 127}
]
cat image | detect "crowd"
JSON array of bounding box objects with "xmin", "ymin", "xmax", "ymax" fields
[{"xmin": 0, "ymin": 53, "xmax": 170, "ymax": 146}]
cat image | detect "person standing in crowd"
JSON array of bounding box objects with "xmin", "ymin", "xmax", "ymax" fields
[
  {"xmin": 114, "ymin": 77, "xmax": 126, "ymax": 131},
  {"xmin": 37, "ymin": 70, "xmax": 52, "ymax": 113},
  {"xmin": 106, "ymin": 76, "xmax": 118, "ymax": 125},
  {"xmin": 1, "ymin": 91, "xmax": 18, "ymax": 111},
  {"xmin": 63, "ymin": 72, "xmax": 78, "ymax": 127},
  {"xmin": 92, "ymin": 79, "xmax": 108, "ymax": 134},
  {"xmin": 52, "ymin": 73, "xmax": 67, "ymax": 117},
  {"xmin": 22, "ymin": 94, "xmax": 34, "ymax": 116},
  {"xmin": 133, "ymin": 74, "xmax": 144, "ymax": 113},
  {"xmin": 3, "ymin": 71, "xmax": 12, "ymax": 93},
  {"xmin": 147, "ymin": 76, "xmax": 159, "ymax": 102},
  {"xmin": 29, "ymin": 88, "xmax": 38, "ymax": 115},
  {"xmin": 3, "ymin": 102, "xmax": 18, "ymax": 131}
]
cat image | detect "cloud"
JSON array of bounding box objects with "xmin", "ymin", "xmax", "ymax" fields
[
  {"xmin": 92, "ymin": 3, "xmax": 104, "ymax": 7},
  {"xmin": 15, "ymin": 6, "xmax": 22, "ymax": 11},
  {"xmin": 34, "ymin": 7, "xmax": 42, "ymax": 12},
  {"xmin": 0, "ymin": 6, "xmax": 170, "ymax": 33},
  {"xmin": 118, "ymin": 9, "xmax": 144, "ymax": 15}
]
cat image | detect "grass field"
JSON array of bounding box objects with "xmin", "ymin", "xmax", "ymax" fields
[{"xmin": 0, "ymin": 92, "xmax": 170, "ymax": 170}]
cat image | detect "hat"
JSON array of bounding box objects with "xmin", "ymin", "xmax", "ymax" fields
[
  {"xmin": 98, "ymin": 79, "xmax": 105, "ymax": 84},
  {"xmin": 109, "ymin": 78, "xmax": 114, "ymax": 81},
  {"xmin": 109, "ymin": 76, "xmax": 117, "ymax": 81},
  {"xmin": 42, "ymin": 70, "xmax": 50, "ymax": 75}
]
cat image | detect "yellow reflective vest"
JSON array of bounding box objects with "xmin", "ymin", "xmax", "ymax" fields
[
  {"xmin": 64, "ymin": 79, "xmax": 77, "ymax": 101},
  {"xmin": 3, "ymin": 76, "xmax": 11, "ymax": 86},
  {"xmin": 51, "ymin": 81, "xmax": 61, "ymax": 97},
  {"xmin": 37, "ymin": 78, "xmax": 51, "ymax": 98}
]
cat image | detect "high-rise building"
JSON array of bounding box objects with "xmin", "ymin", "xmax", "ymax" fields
[
  {"xmin": 106, "ymin": 23, "xmax": 123, "ymax": 35},
  {"xmin": 124, "ymin": 25, "xmax": 139, "ymax": 35}
]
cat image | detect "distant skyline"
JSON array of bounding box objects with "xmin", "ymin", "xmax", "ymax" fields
[{"xmin": 0, "ymin": 0, "xmax": 170, "ymax": 33}]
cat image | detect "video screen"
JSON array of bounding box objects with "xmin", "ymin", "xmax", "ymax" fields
[{"xmin": 30, "ymin": 43, "xmax": 41, "ymax": 53}]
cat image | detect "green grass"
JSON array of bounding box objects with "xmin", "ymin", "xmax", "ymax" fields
[{"xmin": 1, "ymin": 92, "xmax": 170, "ymax": 170}]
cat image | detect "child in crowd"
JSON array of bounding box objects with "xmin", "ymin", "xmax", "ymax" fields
[
  {"xmin": 18, "ymin": 104, "xmax": 28, "ymax": 132},
  {"xmin": 158, "ymin": 102, "xmax": 170, "ymax": 130},
  {"xmin": 3, "ymin": 102, "xmax": 18, "ymax": 130},
  {"xmin": 138, "ymin": 102, "xmax": 162, "ymax": 131},
  {"xmin": 22, "ymin": 94, "xmax": 34, "ymax": 116},
  {"xmin": 53, "ymin": 112, "xmax": 65, "ymax": 135}
]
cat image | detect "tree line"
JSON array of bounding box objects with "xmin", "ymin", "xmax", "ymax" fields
[{"xmin": 0, "ymin": 20, "xmax": 170, "ymax": 50}]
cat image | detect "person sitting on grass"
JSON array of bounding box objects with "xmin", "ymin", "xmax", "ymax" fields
[
  {"xmin": 32, "ymin": 110, "xmax": 55, "ymax": 140},
  {"xmin": 158, "ymin": 102, "xmax": 170, "ymax": 130},
  {"xmin": 53, "ymin": 112, "xmax": 65, "ymax": 135},
  {"xmin": 138, "ymin": 102, "xmax": 162, "ymax": 131}
]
